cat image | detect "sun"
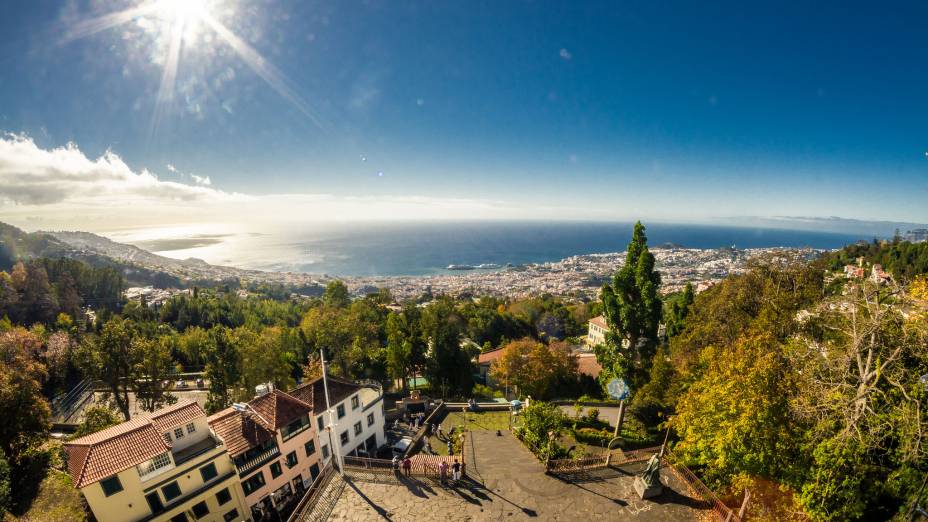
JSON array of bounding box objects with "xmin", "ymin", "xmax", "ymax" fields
[{"xmin": 155, "ymin": 0, "xmax": 208, "ymax": 24}]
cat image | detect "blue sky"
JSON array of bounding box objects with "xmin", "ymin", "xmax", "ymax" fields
[{"xmin": 0, "ymin": 0, "xmax": 926, "ymax": 231}]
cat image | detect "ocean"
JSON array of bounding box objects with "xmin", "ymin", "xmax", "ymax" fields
[{"xmin": 117, "ymin": 221, "xmax": 868, "ymax": 277}]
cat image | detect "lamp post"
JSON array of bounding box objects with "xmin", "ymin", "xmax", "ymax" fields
[{"xmin": 320, "ymin": 349, "xmax": 344, "ymax": 473}]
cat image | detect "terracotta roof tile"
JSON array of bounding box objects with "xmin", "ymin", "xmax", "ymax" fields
[
  {"xmin": 207, "ymin": 408, "xmax": 275, "ymax": 457},
  {"xmin": 478, "ymin": 348, "xmax": 504, "ymax": 365},
  {"xmin": 248, "ymin": 390, "xmax": 313, "ymax": 429},
  {"xmin": 289, "ymin": 375, "xmax": 362, "ymax": 414},
  {"xmin": 589, "ymin": 315, "xmax": 609, "ymax": 329},
  {"xmin": 65, "ymin": 400, "xmax": 205, "ymax": 489}
]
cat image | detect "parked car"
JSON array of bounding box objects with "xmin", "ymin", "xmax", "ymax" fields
[
  {"xmin": 175, "ymin": 380, "xmax": 187, "ymax": 389},
  {"xmin": 195, "ymin": 378, "xmax": 205, "ymax": 388},
  {"xmin": 392, "ymin": 437, "xmax": 413, "ymax": 458}
]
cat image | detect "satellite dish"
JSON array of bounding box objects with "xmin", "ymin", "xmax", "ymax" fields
[{"xmin": 607, "ymin": 378, "xmax": 630, "ymax": 401}]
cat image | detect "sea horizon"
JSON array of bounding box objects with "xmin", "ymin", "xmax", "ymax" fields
[{"xmin": 101, "ymin": 221, "xmax": 873, "ymax": 277}]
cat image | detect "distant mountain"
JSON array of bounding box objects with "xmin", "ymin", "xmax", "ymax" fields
[{"xmin": 0, "ymin": 222, "xmax": 73, "ymax": 268}]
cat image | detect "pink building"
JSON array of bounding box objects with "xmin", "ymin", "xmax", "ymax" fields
[{"xmin": 208, "ymin": 387, "xmax": 321, "ymax": 521}]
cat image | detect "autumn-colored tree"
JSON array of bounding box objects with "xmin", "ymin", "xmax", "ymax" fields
[
  {"xmin": 490, "ymin": 338, "xmax": 576, "ymax": 399},
  {"xmin": 0, "ymin": 328, "xmax": 51, "ymax": 463}
]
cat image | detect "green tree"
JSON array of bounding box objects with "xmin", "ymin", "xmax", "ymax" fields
[
  {"xmin": 75, "ymin": 317, "xmax": 136, "ymax": 420},
  {"xmin": 323, "ymin": 280, "xmax": 351, "ymax": 308},
  {"xmin": 671, "ymin": 334, "xmax": 801, "ymax": 487},
  {"xmin": 72, "ymin": 406, "xmax": 121, "ymax": 438},
  {"xmin": 516, "ymin": 401, "xmax": 567, "ymax": 460},
  {"xmin": 598, "ymin": 221, "xmax": 662, "ymax": 388},
  {"xmin": 421, "ymin": 298, "xmax": 474, "ymax": 396},
  {"xmin": 203, "ymin": 326, "xmax": 242, "ymax": 413},
  {"xmin": 664, "ymin": 282, "xmax": 694, "ymax": 338},
  {"xmin": 238, "ymin": 326, "xmax": 296, "ymax": 399},
  {"xmin": 0, "ymin": 454, "xmax": 9, "ymax": 519},
  {"xmin": 131, "ymin": 336, "xmax": 177, "ymax": 413}
]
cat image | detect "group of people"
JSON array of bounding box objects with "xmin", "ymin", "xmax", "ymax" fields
[
  {"xmin": 391, "ymin": 455, "xmax": 463, "ymax": 486},
  {"xmin": 393, "ymin": 411, "xmax": 430, "ymax": 433}
]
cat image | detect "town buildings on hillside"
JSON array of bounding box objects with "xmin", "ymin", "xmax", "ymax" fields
[{"xmin": 65, "ymin": 376, "xmax": 385, "ymax": 522}]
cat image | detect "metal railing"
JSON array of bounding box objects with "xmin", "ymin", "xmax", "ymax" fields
[
  {"xmin": 51, "ymin": 378, "xmax": 94, "ymax": 423},
  {"xmin": 234, "ymin": 445, "xmax": 280, "ymax": 476},
  {"xmin": 545, "ymin": 445, "xmax": 657, "ymax": 474},
  {"xmin": 343, "ymin": 454, "xmax": 466, "ymax": 480},
  {"xmin": 286, "ymin": 461, "xmax": 337, "ymax": 522},
  {"xmin": 661, "ymin": 447, "xmax": 741, "ymax": 522}
]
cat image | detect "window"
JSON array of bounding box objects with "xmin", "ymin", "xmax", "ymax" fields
[
  {"xmin": 242, "ymin": 471, "xmax": 265, "ymax": 495},
  {"xmin": 367, "ymin": 412, "xmax": 375, "ymax": 427},
  {"xmin": 163, "ymin": 432, "xmax": 172, "ymax": 444},
  {"xmin": 336, "ymin": 404, "xmax": 345, "ymax": 419},
  {"xmin": 351, "ymin": 395, "xmax": 360, "ymax": 410},
  {"xmin": 173, "ymin": 427, "xmax": 184, "ymax": 439},
  {"xmin": 321, "ymin": 445, "xmax": 330, "ymax": 459},
  {"xmin": 146, "ymin": 491, "xmax": 164, "ymax": 514},
  {"xmin": 281, "ymin": 415, "xmax": 309, "ymax": 441},
  {"xmin": 186, "ymin": 422, "xmax": 196, "ymax": 434},
  {"xmin": 216, "ymin": 487, "xmax": 232, "ymax": 506},
  {"xmin": 100, "ymin": 475, "xmax": 123, "ymax": 496},
  {"xmin": 353, "ymin": 421, "xmax": 362, "ymax": 436},
  {"xmin": 140, "ymin": 452, "xmax": 171, "ymax": 477},
  {"xmin": 223, "ymin": 509, "xmax": 240, "ymax": 522},
  {"xmin": 170, "ymin": 514, "xmax": 188, "ymax": 522},
  {"xmin": 340, "ymin": 431, "xmax": 349, "ymax": 446},
  {"xmin": 162, "ymin": 481, "xmax": 182, "ymax": 502},
  {"xmin": 191, "ymin": 500, "xmax": 209, "ymax": 519},
  {"xmin": 199, "ymin": 462, "xmax": 218, "ymax": 482},
  {"xmin": 304, "ymin": 440, "xmax": 316, "ymax": 457},
  {"xmin": 270, "ymin": 461, "xmax": 283, "ymax": 478},
  {"xmin": 286, "ymin": 451, "xmax": 298, "ymax": 468},
  {"xmin": 317, "ymin": 416, "xmax": 324, "ymax": 431}
]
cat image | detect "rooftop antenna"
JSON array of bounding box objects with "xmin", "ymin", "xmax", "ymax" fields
[{"xmin": 232, "ymin": 402, "xmax": 271, "ymax": 427}]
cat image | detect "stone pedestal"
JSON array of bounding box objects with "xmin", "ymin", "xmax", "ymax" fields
[{"xmin": 634, "ymin": 476, "xmax": 663, "ymax": 499}]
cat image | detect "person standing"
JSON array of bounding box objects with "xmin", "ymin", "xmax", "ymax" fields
[
  {"xmin": 452, "ymin": 459, "xmax": 462, "ymax": 483},
  {"xmin": 402, "ymin": 457, "xmax": 412, "ymax": 477},
  {"xmin": 439, "ymin": 460, "xmax": 449, "ymax": 486},
  {"xmin": 437, "ymin": 423, "xmax": 443, "ymax": 438}
]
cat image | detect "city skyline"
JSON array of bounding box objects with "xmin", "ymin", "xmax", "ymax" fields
[{"xmin": 1, "ymin": 0, "xmax": 927, "ymax": 233}]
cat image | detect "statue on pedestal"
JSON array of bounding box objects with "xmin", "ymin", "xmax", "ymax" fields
[{"xmin": 634, "ymin": 453, "xmax": 663, "ymax": 499}]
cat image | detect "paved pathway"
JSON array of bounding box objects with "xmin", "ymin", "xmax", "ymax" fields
[{"xmin": 327, "ymin": 430, "xmax": 707, "ymax": 521}]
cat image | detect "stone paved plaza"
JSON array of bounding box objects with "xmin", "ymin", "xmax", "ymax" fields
[{"xmin": 325, "ymin": 430, "xmax": 709, "ymax": 521}]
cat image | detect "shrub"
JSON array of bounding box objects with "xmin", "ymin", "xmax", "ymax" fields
[
  {"xmin": 572, "ymin": 427, "xmax": 612, "ymax": 446},
  {"xmin": 471, "ymin": 384, "xmax": 502, "ymax": 400}
]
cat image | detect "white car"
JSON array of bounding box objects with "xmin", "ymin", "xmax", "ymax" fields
[{"xmin": 391, "ymin": 437, "xmax": 413, "ymax": 458}]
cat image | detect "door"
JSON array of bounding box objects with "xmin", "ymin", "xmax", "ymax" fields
[
  {"xmin": 309, "ymin": 463, "xmax": 320, "ymax": 480},
  {"xmin": 145, "ymin": 491, "xmax": 164, "ymax": 515}
]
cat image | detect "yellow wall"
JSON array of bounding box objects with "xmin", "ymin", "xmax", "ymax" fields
[{"xmin": 81, "ymin": 445, "xmax": 250, "ymax": 522}]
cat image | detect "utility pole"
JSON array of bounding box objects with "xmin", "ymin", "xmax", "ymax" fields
[{"xmin": 320, "ymin": 349, "xmax": 343, "ymax": 473}]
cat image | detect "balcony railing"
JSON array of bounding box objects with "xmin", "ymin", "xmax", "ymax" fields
[{"xmin": 235, "ymin": 445, "xmax": 280, "ymax": 476}]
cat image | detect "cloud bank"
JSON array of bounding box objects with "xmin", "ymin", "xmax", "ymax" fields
[{"xmin": 0, "ymin": 133, "xmax": 546, "ymax": 232}]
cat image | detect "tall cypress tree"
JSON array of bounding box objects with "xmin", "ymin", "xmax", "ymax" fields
[{"xmin": 596, "ymin": 221, "xmax": 662, "ymax": 388}]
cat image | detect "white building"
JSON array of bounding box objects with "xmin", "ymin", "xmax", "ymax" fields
[{"xmin": 288, "ymin": 376, "xmax": 386, "ymax": 465}]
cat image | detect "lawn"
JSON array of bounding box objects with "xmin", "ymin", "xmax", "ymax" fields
[
  {"xmin": 8, "ymin": 441, "xmax": 86, "ymax": 522},
  {"xmin": 422, "ymin": 410, "xmax": 515, "ymax": 455}
]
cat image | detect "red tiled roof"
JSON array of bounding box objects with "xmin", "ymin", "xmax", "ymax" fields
[
  {"xmin": 65, "ymin": 400, "xmax": 203, "ymax": 489},
  {"xmin": 249, "ymin": 390, "xmax": 313, "ymax": 430},
  {"xmin": 577, "ymin": 354, "xmax": 603, "ymax": 378},
  {"xmin": 589, "ymin": 315, "xmax": 609, "ymax": 330},
  {"xmin": 289, "ymin": 375, "xmax": 362, "ymax": 414},
  {"xmin": 207, "ymin": 408, "xmax": 275, "ymax": 457},
  {"xmin": 477, "ymin": 348, "xmax": 504, "ymax": 365}
]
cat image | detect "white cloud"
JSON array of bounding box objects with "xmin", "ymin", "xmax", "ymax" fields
[
  {"xmin": 0, "ymin": 133, "xmax": 228, "ymax": 206},
  {"xmin": 0, "ymin": 133, "xmax": 587, "ymax": 232},
  {"xmin": 190, "ymin": 174, "xmax": 211, "ymax": 186},
  {"xmin": 559, "ymin": 48, "xmax": 572, "ymax": 60}
]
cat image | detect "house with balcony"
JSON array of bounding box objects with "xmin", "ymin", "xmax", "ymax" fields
[
  {"xmin": 65, "ymin": 400, "xmax": 249, "ymax": 522},
  {"xmin": 288, "ymin": 375, "xmax": 385, "ymax": 465},
  {"xmin": 207, "ymin": 386, "xmax": 322, "ymax": 521}
]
